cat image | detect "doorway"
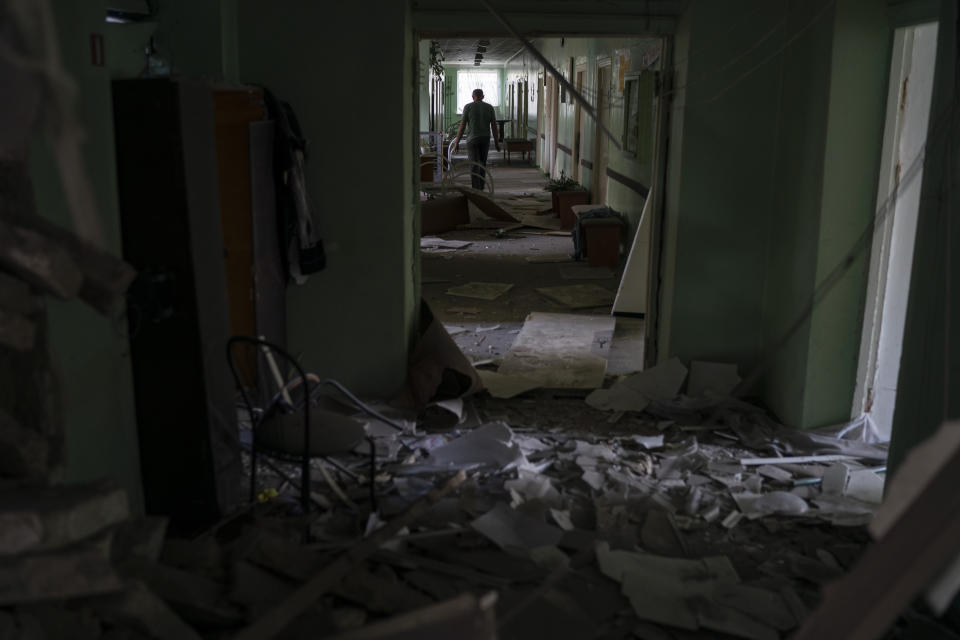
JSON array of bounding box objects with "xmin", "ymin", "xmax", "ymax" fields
[
  {"xmin": 572, "ymin": 66, "xmax": 585, "ymax": 183},
  {"xmin": 413, "ymin": 35, "xmax": 666, "ymax": 381},
  {"xmin": 853, "ymin": 22, "xmax": 939, "ymax": 440},
  {"xmin": 592, "ymin": 59, "xmax": 612, "ymax": 205},
  {"xmin": 548, "ymin": 74, "xmax": 560, "ymax": 176}
]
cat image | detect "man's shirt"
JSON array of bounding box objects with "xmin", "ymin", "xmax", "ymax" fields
[{"xmin": 462, "ymin": 101, "xmax": 496, "ymax": 142}]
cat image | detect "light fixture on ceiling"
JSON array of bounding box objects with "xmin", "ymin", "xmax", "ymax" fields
[{"xmin": 105, "ymin": 0, "xmax": 153, "ymax": 22}]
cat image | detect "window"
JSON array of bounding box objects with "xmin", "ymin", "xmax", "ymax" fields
[
  {"xmin": 622, "ymin": 71, "xmax": 654, "ymax": 159},
  {"xmin": 456, "ymin": 70, "xmax": 500, "ymax": 113}
]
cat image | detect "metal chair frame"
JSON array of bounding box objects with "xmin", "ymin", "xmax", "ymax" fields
[{"xmin": 226, "ymin": 336, "xmax": 376, "ymax": 515}]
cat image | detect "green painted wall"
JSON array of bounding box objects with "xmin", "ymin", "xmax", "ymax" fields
[
  {"xmin": 759, "ymin": 1, "xmax": 840, "ymax": 425},
  {"xmin": 151, "ymin": 0, "xmax": 224, "ymax": 78},
  {"xmin": 28, "ymin": 0, "xmax": 145, "ymax": 509},
  {"xmin": 800, "ymin": 0, "xmax": 890, "ymax": 427},
  {"xmin": 660, "ymin": 1, "xmax": 781, "ymax": 374},
  {"xmin": 661, "ymin": 0, "xmax": 891, "ymax": 429},
  {"xmin": 236, "ymin": 1, "xmax": 416, "ymax": 397},
  {"xmin": 505, "ymin": 38, "xmax": 660, "ymax": 232}
]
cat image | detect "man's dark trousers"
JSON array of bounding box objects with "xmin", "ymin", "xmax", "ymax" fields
[{"xmin": 467, "ymin": 137, "xmax": 490, "ymax": 190}]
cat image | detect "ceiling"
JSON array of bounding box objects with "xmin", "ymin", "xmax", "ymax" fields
[{"xmin": 432, "ymin": 38, "xmax": 523, "ymax": 66}]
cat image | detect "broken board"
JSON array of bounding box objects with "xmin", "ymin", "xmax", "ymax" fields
[
  {"xmin": 612, "ymin": 195, "xmax": 650, "ymax": 315},
  {"xmin": 454, "ymin": 187, "xmax": 520, "ymax": 222}
]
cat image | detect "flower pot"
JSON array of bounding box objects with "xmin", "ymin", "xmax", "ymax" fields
[{"xmin": 553, "ymin": 190, "xmax": 591, "ymax": 229}]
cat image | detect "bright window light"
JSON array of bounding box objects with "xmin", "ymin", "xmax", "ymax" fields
[{"xmin": 456, "ymin": 70, "xmax": 500, "ymax": 113}]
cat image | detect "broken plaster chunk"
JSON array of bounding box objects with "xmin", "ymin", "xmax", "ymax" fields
[
  {"xmin": 744, "ymin": 474, "xmax": 764, "ymax": 493},
  {"xmin": 574, "ymin": 440, "xmax": 618, "ymax": 462},
  {"xmin": 822, "ymin": 462, "xmax": 852, "ymax": 495},
  {"xmin": 596, "ymin": 542, "xmax": 744, "ymax": 632},
  {"xmin": 585, "ymin": 357, "xmax": 688, "ymax": 412},
  {"xmin": 529, "ymin": 545, "xmax": 570, "ymax": 571},
  {"xmin": 549, "ymin": 508, "xmax": 575, "ymax": 532},
  {"xmin": 582, "ymin": 469, "xmax": 605, "ymax": 490},
  {"xmin": 0, "ymin": 482, "xmax": 129, "ymax": 556},
  {"xmin": 845, "ymin": 468, "xmax": 885, "ymax": 504},
  {"xmin": 757, "ymin": 465, "xmax": 794, "ymax": 483},
  {"xmin": 731, "ymin": 491, "xmax": 809, "ymax": 519},
  {"xmin": 721, "ymin": 511, "xmax": 744, "ymax": 529},
  {"xmin": 701, "ymin": 505, "xmax": 722, "ymax": 523},
  {"xmin": 633, "ymin": 434, "xmax": 665, "ymax": 449}
]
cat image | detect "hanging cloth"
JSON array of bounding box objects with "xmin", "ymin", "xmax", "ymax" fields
[{"xmin": 263, "ymin": 89, "xmax": 326, "ymax": 283}]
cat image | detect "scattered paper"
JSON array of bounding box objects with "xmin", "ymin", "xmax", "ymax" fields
[
  {"xmin": 420, "ymin": 237, "xmax": 472, "ymax": 250},
  {"xmin": 504, "ymin": 469, "xmax": 560, "ymax": 505},
  {"xmin": 586, "ymin": 358, "xmax": 688, "ymax": 412},
  {"xmin": 732, "ymin": 491, "xmax": 809, "ymax": 519},
  {"xmin": 425, "ymin": 422, "xmax": 524, "ymax": 471},
  {"xmin": 470, "ymin": 502, "xmax": 564, "ymax": 551},
  {"xmin": 431, "ymin": 398, "xmax": 465, "ymax": 422}
]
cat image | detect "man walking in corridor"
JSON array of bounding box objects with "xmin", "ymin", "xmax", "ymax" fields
[{"xmin": 454, "ymin": 88, "xmax": 500, "ymax": 190}]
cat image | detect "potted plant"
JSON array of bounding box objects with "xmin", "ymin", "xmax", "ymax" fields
[{"xmin": 544, "ymin": 172, "xmax": 590, "ymax": 229}]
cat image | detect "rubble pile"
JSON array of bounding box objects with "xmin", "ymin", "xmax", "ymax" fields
[{"xmin": 0, "ymin": 339, "xmax": 920, "ymax": 639}]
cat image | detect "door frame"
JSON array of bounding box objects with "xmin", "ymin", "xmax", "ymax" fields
[
  {"xmin": 591, "ymin": 56, "xmax": 612, "ymax": 203},
  {"xmin": 572, "ymin": 64, "xmax": 586, "ymax": 182},
  {"xmin": 852, "ymin": 22, "xmax": 939, "ymax": 436}
]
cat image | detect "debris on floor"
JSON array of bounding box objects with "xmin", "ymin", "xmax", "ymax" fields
[
  {"xmin": 495, "ymin": 312, "xmax": 614, "ymax": 392},
  {"xmin": 446, "ymin": 282, "xmax": 515, "ymax": 301},
  {"xmin": 559, "ymin": 264, "xmax": 617, "ymax": 280},
  {"xmin": 525, "ymin": 254, "xmax": 574, "ymax": 264},
  {"xmin": 536, "ymin": 283, "xmax": 616, "ymax": 309},
  {"xmin": 14, "ymin": 348, "xmax": 945, "ymax": 639},
  {"xmin": 420, "ymin": 237, "xmax": 473, "ymax": 251}
]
